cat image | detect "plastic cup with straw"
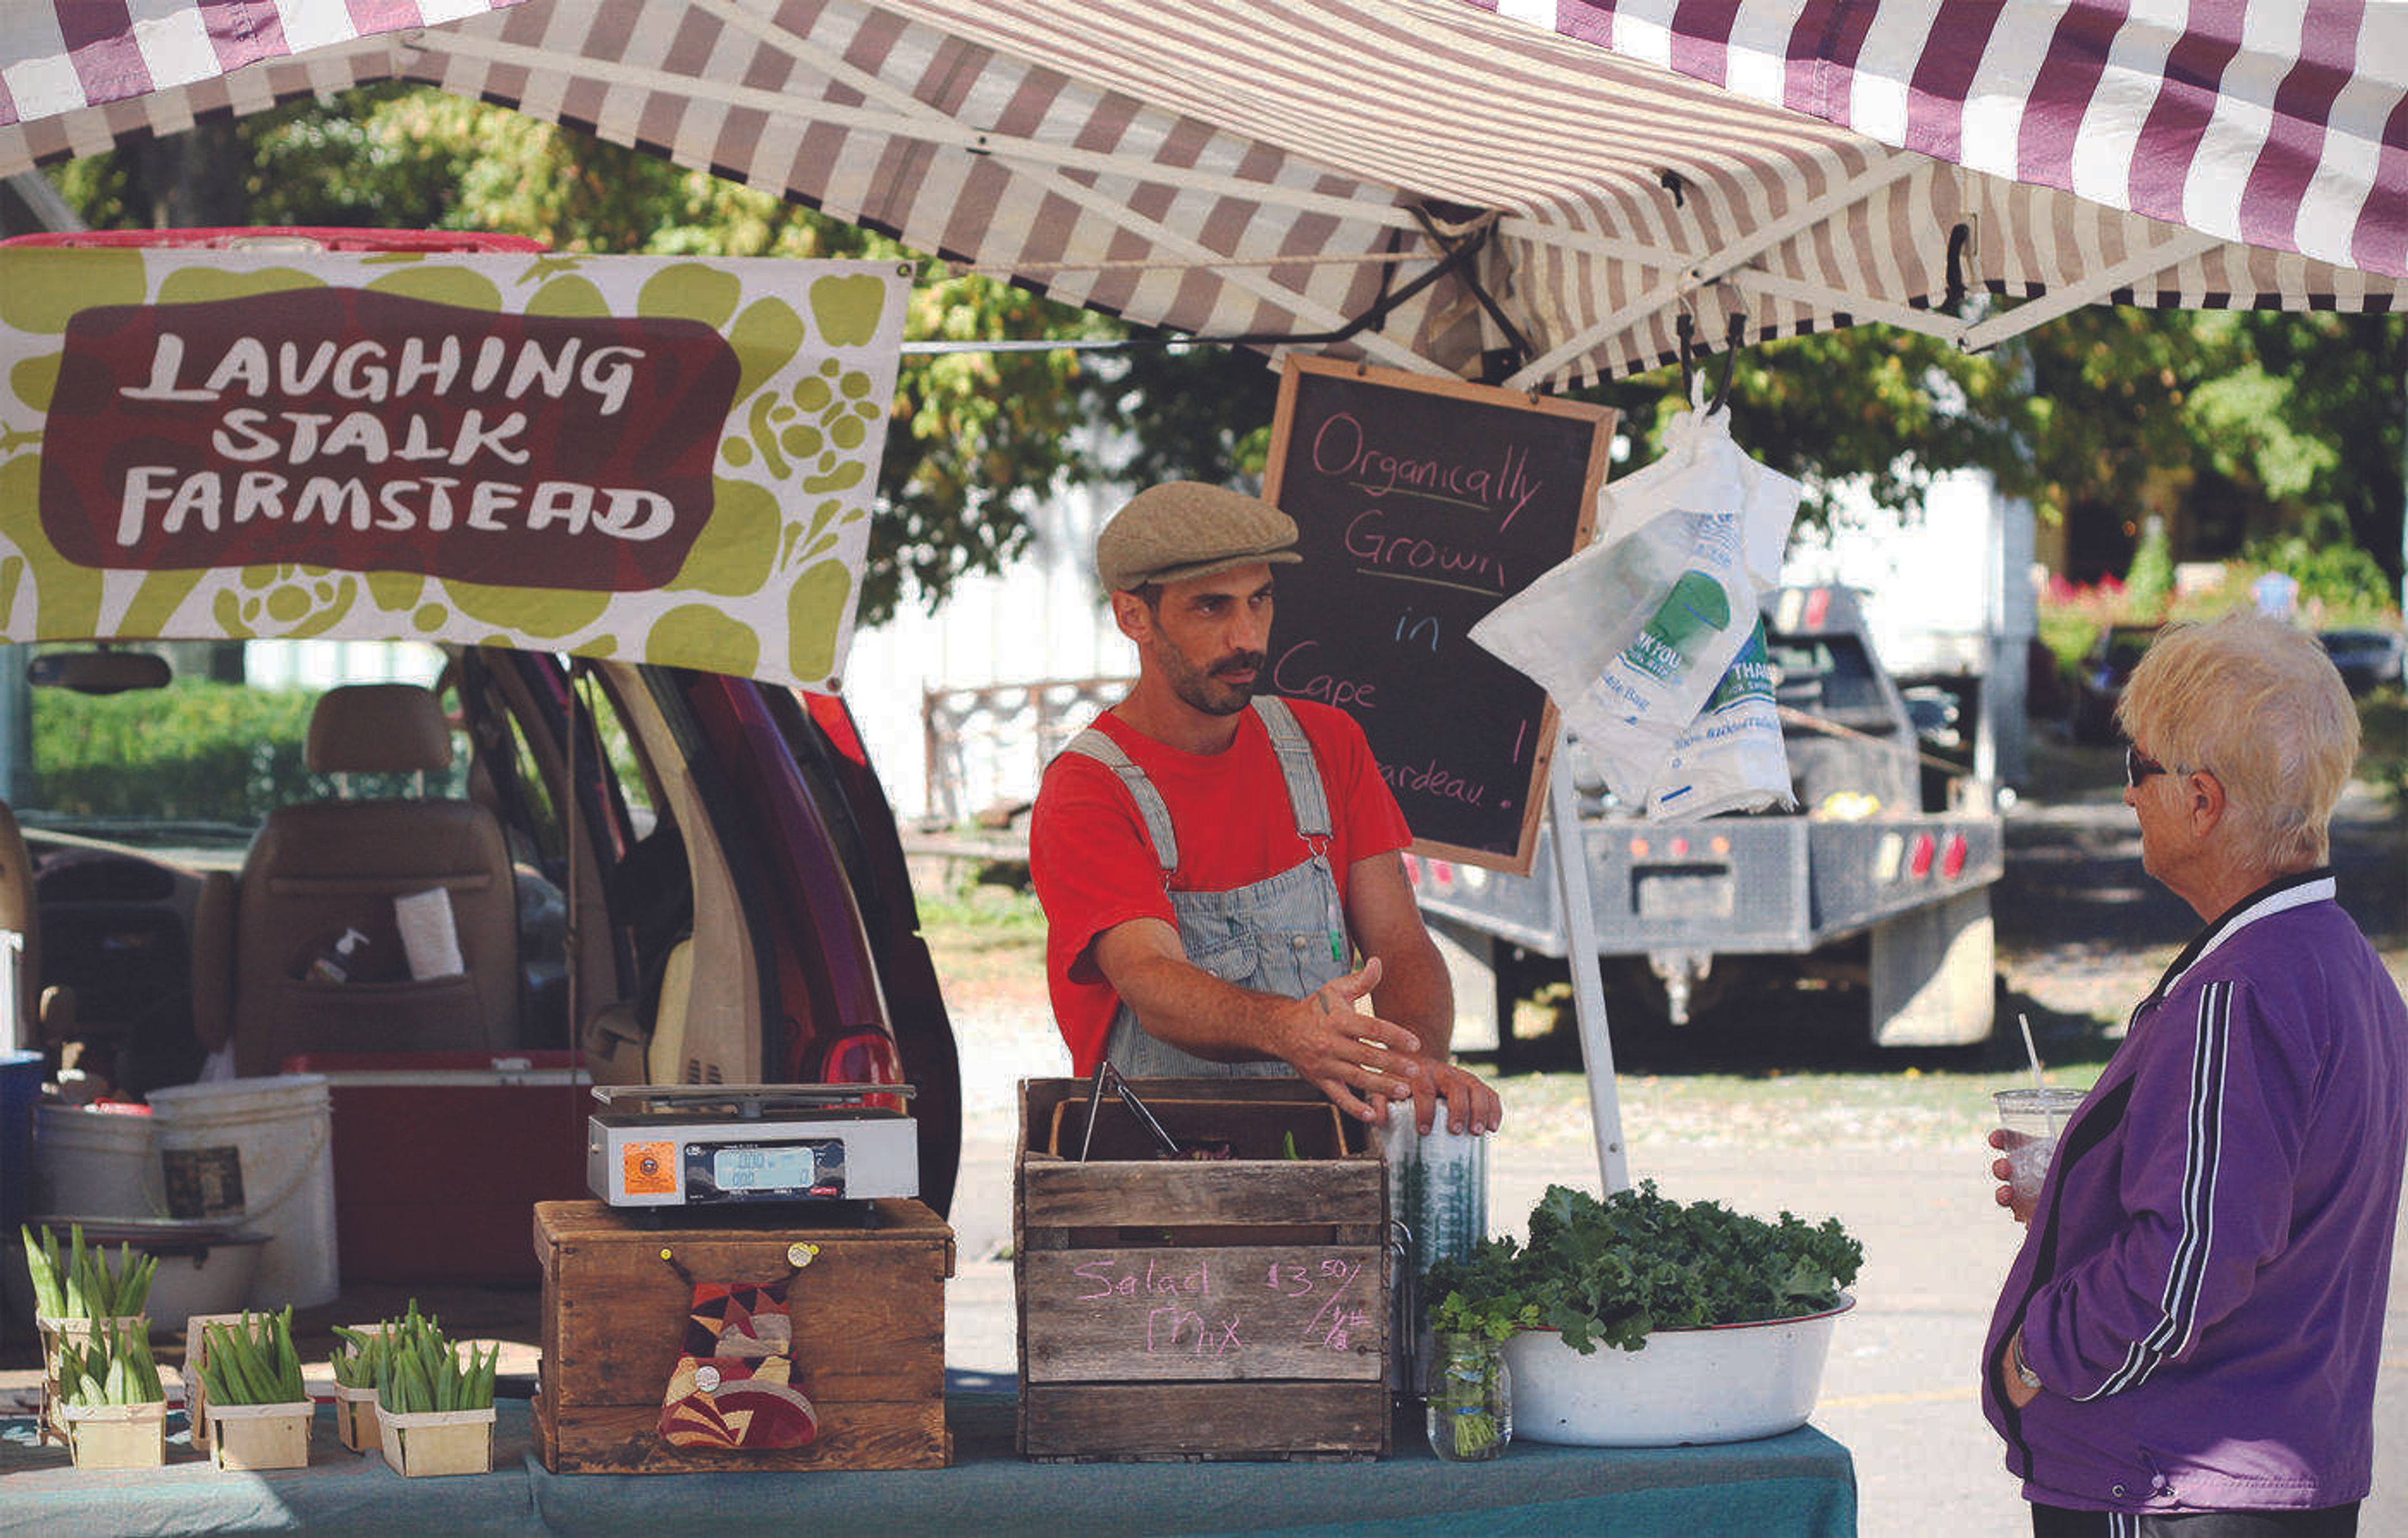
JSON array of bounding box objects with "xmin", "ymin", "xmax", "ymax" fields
[
  {"xmin": 1996, "ymin": 1014, "xmax": 2082, "ymax": 1212},
  {"xmin": 2020, "ymin": 1010, "xmax": 2050, "ymax": 1103}
]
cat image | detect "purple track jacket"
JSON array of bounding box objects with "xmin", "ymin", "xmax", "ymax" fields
[{"xmin": 1982, "ymin": 871, "xmax": 2408, "ymax": 1514}]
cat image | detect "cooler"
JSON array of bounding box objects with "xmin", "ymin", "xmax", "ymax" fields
[{"xmin": 280, "ymin": 1051, "xmax": 590, "ymax": 1285}]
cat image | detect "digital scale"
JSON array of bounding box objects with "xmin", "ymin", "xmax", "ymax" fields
[{"xmin": 586, "ymin": 1083, "xmax": 920, "ymax": 1209}]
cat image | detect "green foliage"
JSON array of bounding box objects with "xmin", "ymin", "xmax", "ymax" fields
[
  {"xmin": 51, "ymin": 85, "xmax": 1110, "ymax": 628},
  {"xmin": 1583, "ymin": 328, "xmax": 2031, "ymax": 541},
  {"xmin": 2241, "ymin": 534, "xmax": 2396, "ymax": 618},
  {"xmin": 2124, "ymin": 516, "xmax": 2176, "ymax": 617},
  {"xmin": 1428, "ymin": 1286, "xmax": 1541, "ymax": 1342},
  {"xmin": 2037, "ymin": 595, "xmax": 2118, "ymax": 679},
  {"xmin": 44, "ymin": 97, "xmax": 2405, "ymax": 609},
  {"xmin": 914, "ymin": 879, "xmax": 1046, "ymax": 932},
  {"xmin": 2360, "ymin": 694, "xmax": 2408, "ymax": 807},
  {"xmin": 1425, "ymin": 1181, "xmax": 1862, "ymax": 1355},
  {"xmin": 31, "ymin": 679, "xmax": 458, "ymax": 825}
]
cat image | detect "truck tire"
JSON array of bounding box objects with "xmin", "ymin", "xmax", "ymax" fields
[{"xmin": 1869, "ymin": 888, "xmax": 1996, "ymax": 1047}]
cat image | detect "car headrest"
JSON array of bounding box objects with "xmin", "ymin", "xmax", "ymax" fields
[{"xmin": 305, "ymin": 684, "xmax": 453, "ymax": 777}]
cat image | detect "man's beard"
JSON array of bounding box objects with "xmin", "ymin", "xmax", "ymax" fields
[{"xmin": 1164, "ymin": 645, "xmax": 1266, "ymax": 718}]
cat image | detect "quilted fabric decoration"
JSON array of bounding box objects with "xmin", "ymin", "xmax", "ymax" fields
[{"xmin": 657, "ymin": 1278, "xmax": 820, "ymax": 1450}]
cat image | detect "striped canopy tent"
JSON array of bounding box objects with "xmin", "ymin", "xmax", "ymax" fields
[{"xmin": 2, "ymin": 1, "xmax": 2399, "ymax": 389}]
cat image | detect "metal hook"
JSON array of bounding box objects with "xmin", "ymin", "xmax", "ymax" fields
[
  {"xmin": 1706, "ymin": 312, "xmax": 1745, "ymax": 416},
  {"xmin": 1676, "ymin": 310, "xmax": 1740, "ymax": 415}
]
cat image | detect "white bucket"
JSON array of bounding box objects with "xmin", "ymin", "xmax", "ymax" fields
[
  {"xmin": 145, "ymin": 1074, "xmax": 338, "ymax": 1309},
  {"xmin": 32, "ymin": 1104, "xmax": 164, "ymax": 1219}
]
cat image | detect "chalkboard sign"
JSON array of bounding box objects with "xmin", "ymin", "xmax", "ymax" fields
[{"xmin": 1261, "ymin": 356, "xmax": 1613, "ymax": 874}]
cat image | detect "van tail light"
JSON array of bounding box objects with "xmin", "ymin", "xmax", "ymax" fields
[
  {"xmin": 820, "ymin": 1029, "xmax": 908, "ymax": 1114},
  {"xmin": 1941, "ymin": 833, "xmax": 1968, "ymax": 879}
]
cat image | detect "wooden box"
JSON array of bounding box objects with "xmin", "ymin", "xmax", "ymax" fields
[
  {"xmin": 532, "ymin": 1198, "xmax": 954, "ymax": 1474},
  {"xmin": 1015, "ymin": 1076, "xmax": 1391, "ymax": 1461}
]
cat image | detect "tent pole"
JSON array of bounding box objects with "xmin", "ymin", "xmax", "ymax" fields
[{"xmin": 1546, "ymin": 753, "xmax": 1629, "ymax": 1194}]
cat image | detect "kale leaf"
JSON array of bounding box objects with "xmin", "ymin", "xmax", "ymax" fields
[{"xmin": 1423, "ymin": 1180, "xmax": 1864, "ymax": 1353}]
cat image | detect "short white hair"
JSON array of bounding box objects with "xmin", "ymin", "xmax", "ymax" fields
[{"xmin": 2116, "ymin": 613, "xmax": 2357, "ymax": 869}]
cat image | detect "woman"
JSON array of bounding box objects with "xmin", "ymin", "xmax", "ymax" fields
[{"xmin": 1982, "ymin": 613, "xmax": 2407, "ymax": 1537}]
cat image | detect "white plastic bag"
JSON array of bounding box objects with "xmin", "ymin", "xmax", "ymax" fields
[
  {"xmin": 1647, "ymin": 613, "xmax": 1794, "ymax": 820},
  {"xmin": 1469, "ymin": 402, "xmax": 1800, "ymax": 816}
]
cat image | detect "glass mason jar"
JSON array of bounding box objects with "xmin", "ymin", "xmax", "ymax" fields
[{"xmin": 1425, "ymin": 1330, "xmax": 1512, "ymax": 1462}]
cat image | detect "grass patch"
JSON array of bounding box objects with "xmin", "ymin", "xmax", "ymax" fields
[
  {"xmin": 917, "ymin": 881, "xmax": 1046, "ymax": 932},
  {"xmin": 1500, "ymin": 1063, "xmax": 2108, "ymax": 1154}
]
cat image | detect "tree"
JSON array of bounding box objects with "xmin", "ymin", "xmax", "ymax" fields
[
  {"xmin": 48, "ymin": 87, "xmax": 2405, "ymax": 613},
  {"xmin": 1592, "ymin": 308, "xmax": 2404, "ymax": 606},
  {"xmin": 51, "ymin": 85, "xmax": 1115, "ymax": 626}
]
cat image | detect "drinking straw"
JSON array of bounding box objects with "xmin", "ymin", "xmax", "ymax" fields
[{"xmin": 2019, "ymin": 1013, "xmax": 2059, "ymax": 1140}]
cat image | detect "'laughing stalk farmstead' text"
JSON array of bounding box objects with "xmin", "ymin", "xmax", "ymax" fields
[
  {"xmin": 112, "ymin": 329, "xmax": 672, "ymax": 548},
  {"xmin": 39, "ymin": 284, "xmax": 739, "ymax": 590}
]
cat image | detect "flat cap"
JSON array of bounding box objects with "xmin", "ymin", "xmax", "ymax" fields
[{"xmin": 1096, "ymin": 481, "xmax": 1301, "ymax": 593}]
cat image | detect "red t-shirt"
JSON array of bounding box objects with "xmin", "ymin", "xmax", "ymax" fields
[{"xmin": 1029, "ymin": 700, "xmax": 1412, "ymax": 1074}]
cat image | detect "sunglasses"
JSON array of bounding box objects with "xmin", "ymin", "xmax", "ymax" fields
[{"xmin": 2125, "ymin": 745, "xmax": 2168, "ymax": 788}]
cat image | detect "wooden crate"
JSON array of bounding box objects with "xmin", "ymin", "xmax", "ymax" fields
[
  {"xmin": 1015, "ymin": 1076, "xmax": 1392, "ymax": 1461},
  {"xmin": 532, "ymin": 1198, "xmax": 954, "ymax": 1474}
]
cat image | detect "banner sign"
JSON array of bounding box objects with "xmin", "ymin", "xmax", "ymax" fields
[{"xmin": 0, "ymin": 247, "xmax": 911, "ymax": 691}]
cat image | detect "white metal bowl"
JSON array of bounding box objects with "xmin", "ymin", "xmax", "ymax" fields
[{"xmin": 1501, "ymin": 1295, "xmax": 1854, "ymax": 1446}]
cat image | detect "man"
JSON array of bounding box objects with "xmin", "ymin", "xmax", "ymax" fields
[
  {"xmin": 1030, "ymin": 480, "xmax": 1501, "ymax": 1135},
  {"xmin": 1982, "ymin": 613, "xmax": 2407, "ymax": 1537}
]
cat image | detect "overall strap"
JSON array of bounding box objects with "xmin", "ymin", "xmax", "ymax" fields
[
  {"xmin": 1060, "ymin": 726, "xmax": 1178, "ymax": 876},
  {"xmin": 1250, "ymin": 696, "xmax": 1332, "ymax": 844}
]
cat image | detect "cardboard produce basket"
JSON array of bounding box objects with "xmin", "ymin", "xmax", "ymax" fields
[
  {"xmin": 36, "ymin": 1315, "xmax": 149, "ymax": 1446},
  {"xmin": 329, "ymin": 1322, "xmax": 391, "ymax": 1453},
  {"xmin": 61, "ymin": 1400, "xmax": 168, "ymax": 1469},
  {"xmin": 206, "ymin": 1400, "xmax": 312, "ymax": 1470},
  {"xmin": 1015, "ymin": 1076, "xmax": 1392, "ymax": 1461},
  {"xmin": 181, "ymin": 1311, "xmax": 250, "ymax": 1455},
  {"xmin": 376, "ymin": 1404, "xmax": 496, "ymax": 1477}
]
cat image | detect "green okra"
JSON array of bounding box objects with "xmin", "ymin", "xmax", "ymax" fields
[
  {"xmin": 201, "ymin": 1310, "xmax": 304, "ymax": 1405},
  {"xmin": 368, "ymin": 1307, "xmax": 495, "ymax": 1414},
  {"xmin": 21, "ymin": 1225, "xmax": 65, "ymax": 1318},
  {"xmin": 57, "ymin": 1320, "xmax": 164, "ymax": 1406}
]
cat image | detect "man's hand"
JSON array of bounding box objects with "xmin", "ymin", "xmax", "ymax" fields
[
  {"xmin": 1264, "ymin": 955, "xmax": 1427, "ymax": 1124},
  {"xmin": 1395, "ymin": 1056, "xmax": 1503, "ymax": 1137}
]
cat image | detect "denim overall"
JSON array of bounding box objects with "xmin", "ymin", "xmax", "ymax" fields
[{"xmin": 1062, "ymin": 696, "xmax": 1349, "ymax": 1078}]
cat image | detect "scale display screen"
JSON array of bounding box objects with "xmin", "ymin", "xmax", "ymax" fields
[
  {"xmin": 717, "ymin": 1145, "xmax": 815, "ymax": 1191},
  {"xmin": 683, "ymin": 1138, "xmax": 845, "ymax": 1202}
]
